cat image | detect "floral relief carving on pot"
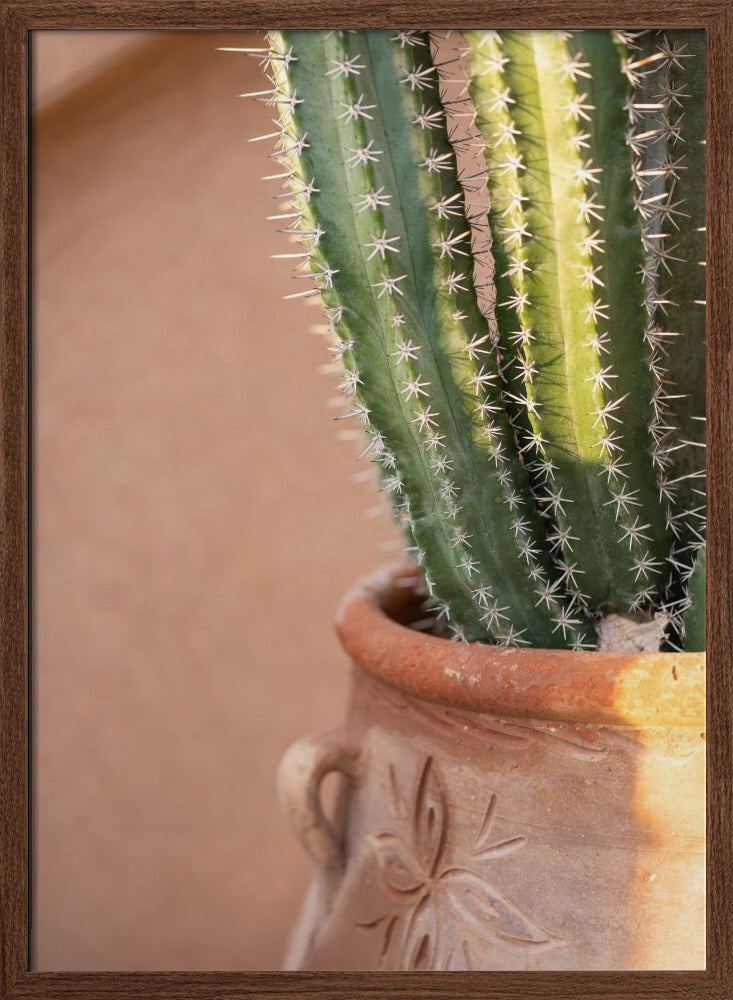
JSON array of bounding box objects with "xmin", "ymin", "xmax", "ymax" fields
[{"xmin": 356, "ymin": 754, "xmax": 565, "ymax": 970}]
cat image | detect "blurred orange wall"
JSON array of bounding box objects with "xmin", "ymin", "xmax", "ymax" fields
[{"xmin": 33, "ymin": 30, "xmax": 401, "ymax": 971}]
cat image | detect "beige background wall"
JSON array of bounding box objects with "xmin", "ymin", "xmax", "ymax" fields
[
  {"xmin": 34, "ymin": 31, "xmax": 152, "ymax": 108},
  {"xmin": 32, "ymin": 30, "xmax": 401, "ymax": 971}
]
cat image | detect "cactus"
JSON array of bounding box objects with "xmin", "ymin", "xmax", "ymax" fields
[{"xmin": 256, "ymin": 29, "xmax": 705, "ymax": 651}]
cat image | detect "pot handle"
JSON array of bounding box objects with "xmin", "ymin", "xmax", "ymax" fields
[{"xmin": 277, "ymin": 729, "xmax": 361, "ymax": 872}]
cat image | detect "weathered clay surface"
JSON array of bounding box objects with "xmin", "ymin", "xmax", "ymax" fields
[{"xmin": 278, "ymin": 564, "xmax": 706, "ymax": 971}]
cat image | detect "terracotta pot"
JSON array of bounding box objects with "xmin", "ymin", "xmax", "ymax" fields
[{"xmin": 278, "ymin": 563, "xmax": 706, "ymax": 971}]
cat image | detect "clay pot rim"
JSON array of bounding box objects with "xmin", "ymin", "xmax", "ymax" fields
[{"xmin": 334, "ymin": 561, "xmax": 706, "ymax": 728}]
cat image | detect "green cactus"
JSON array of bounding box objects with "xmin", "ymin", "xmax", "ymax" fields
[
  {"xmin": 258, "ymin": 29, "xmax": 705, "ymax": 651},
  {"xmin": 683, "ymin": 543, "xmax": 706, "ymax": 652}
]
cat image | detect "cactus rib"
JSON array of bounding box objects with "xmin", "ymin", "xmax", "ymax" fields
[{"xmin": 464, "ymin": 30, "xmax": 671, "ymax": 616}]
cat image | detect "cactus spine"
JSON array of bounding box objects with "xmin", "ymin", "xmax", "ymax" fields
[{"xmin": 260, "ymin": 29, "xmax": 705, "ymax": 651}]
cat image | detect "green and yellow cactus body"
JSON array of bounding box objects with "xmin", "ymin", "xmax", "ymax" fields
[{"xmin": 261, "ymin": 28, "xmax": 705, "ymax": 651}]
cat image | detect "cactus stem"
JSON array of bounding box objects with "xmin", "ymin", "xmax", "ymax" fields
[{"xmin": 257, "ymin": 28, "xmax": 703, "ymax": 650}]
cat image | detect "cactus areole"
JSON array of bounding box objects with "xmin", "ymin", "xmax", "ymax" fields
[{"xmin": 261, "ymin": 29, "xmax": 706, "ymax": 653}]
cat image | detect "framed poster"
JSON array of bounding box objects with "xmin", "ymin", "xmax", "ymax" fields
[{"xmin": 1, "ymin": 3, "xmax": 730, "ymax": 998}]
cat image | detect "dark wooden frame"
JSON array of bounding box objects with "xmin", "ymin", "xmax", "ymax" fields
[{"xmin": 1, "ymin": 2, "xmax": 730, "ymax": 997}]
